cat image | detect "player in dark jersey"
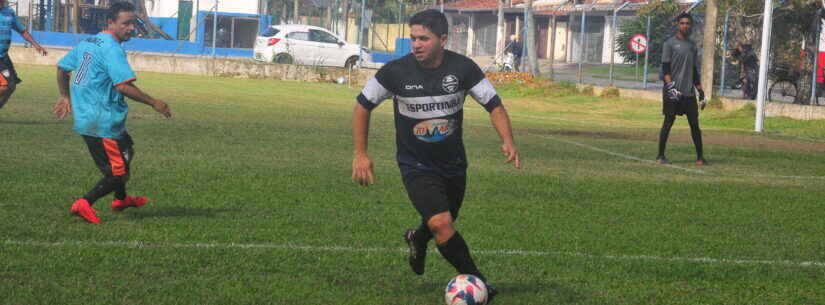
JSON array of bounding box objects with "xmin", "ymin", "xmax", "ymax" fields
[
  {"xmin": 658, "ymin": 12, "xmax": 708, "ymax": 166},
  {"xmin": 351, "ymin": 9, "xmax": 520, "ymax": 302},
  {"xmin": 0, "ymin": 0, "xmax": 47, "ymax": 112}
]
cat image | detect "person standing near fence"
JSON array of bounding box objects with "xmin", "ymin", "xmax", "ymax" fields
[
  {"xmin": 0, "ymin": 0, "xmax": 48, "ymax": 112},
  {"xmin": 657, "ymin": 12, "xmax": 709, "ymax": 166},
  {"xmin": 506, "ymin": 34, "xmax": 523, "ymax": 72}
]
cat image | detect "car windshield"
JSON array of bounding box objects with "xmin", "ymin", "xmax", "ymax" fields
[{"xmin": 260, "ymin": 28, "xmax": 280, "ymax": 37}]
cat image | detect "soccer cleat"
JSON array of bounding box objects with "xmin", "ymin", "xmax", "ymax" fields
[
  {"xmin": 695, "ymin": 159, "xmax": 711, "ymax": 166},
  {"xmin": 112, "ymin": 196, "xmax": 149, "ymax": 212},
  {"xmin": 486, "ymin": 283, "xmax": 499, "ymax": 304},
  {"xmin": 70, "ymin": 198, "xmax": 100, "ymax": 224},
  {"xmin": 655, "ymin": 157, "xmax": 671, "ymax": 165},
  {"xmin": 404, "ymin": 229, "xmax": 427, "ymax": 275}
]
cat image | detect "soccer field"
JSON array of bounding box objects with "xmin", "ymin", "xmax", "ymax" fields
[{"xmin": 2, "ymin": 64, "xmax": 825, "ymax": 304}]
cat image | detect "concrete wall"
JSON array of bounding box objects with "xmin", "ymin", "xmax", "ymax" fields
[
  {"xmin": 10, "ymin": 45, "xmax": 376, "ymax": 86},
  {"xmin": 577, "ymin": 84, "xmax": 825, "ymax": 121}
]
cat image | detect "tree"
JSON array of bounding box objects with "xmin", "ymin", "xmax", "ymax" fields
[{"xmin": 615, "ymin": 0, "xmax": 682, "ymax": 67}]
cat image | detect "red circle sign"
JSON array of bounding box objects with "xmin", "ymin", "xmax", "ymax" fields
[{"xmin": 629, "ymin": 34, "xmax": 648, "ymax": 54}]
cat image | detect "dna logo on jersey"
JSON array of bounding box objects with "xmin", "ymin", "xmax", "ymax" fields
[
  {"xmin": 442, "ymin": 75, "xmax": 459, "ymax": 94},
  {"xmin": 413, "ymin": 119, "xmax": 454, "ymax": 143}
]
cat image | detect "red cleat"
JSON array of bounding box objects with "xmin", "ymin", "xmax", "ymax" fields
[
  {"xmin": 70, "ymin": 198, "xmax": 100, "ymax": 224},
  {"xmin": 112, "ymin": 196, "xmax": 149, "ymax": 212}
]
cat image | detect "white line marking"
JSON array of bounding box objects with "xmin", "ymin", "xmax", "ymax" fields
[
  {"xmin": 5, "ymin": 240, "xmax": 824, "ymax": 268},
  {"xmin": 542, "ymin": 135, "xmax": 708, "ymax": 174}
]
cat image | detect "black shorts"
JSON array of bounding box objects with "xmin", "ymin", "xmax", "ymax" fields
[
  {"xmin": 662, "ymin": 94, "xmax": 698, "ymax": 117},
  {"xmin": 0, "ymin": 56, "xmax": 21, "ymax": 86},
  {"xmin": 402, "ymin": 171, "xmax": 466, "ymax": 222},
  {"xmin": 83, "ymin": 133, "xmax": 134, "ymax": 177}
]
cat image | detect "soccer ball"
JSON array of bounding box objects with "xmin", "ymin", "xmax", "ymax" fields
[{"xmin": 444, "ymin": 274, "xmax": 488, "ymax": 305}]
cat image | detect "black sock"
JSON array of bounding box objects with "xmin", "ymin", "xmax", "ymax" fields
[
  {"xmin": 83, "ymin": 176, "xmax": 125, "ymax": 204},
  {"xmin": 687, "ymin": 113, "xmax": 704, "ymax": 160},
  {"xmin": 658, "ymin": 115, "xmax": 676, "ymax": 158},
  {"xmin": 413, "ymin": 222, "xmax": 433, "ymax": 247},
  {"xmin": 437, "ymin": 231, "xmax": 486, "ymax": 283}
]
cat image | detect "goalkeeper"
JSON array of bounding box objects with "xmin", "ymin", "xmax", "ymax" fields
[{"xmin": 657, "ymin": 12, "xmax": 708, "ymax": 166}]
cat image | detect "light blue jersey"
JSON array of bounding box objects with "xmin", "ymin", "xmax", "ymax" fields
[
  {"xmin": 0, "ymin": 7, "xmax": 25, "ymax": 58},
  {"xmin": 58, "ymin": 32, "xmax": 136, "ymax": 139}
]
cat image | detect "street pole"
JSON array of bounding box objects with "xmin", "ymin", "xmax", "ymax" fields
[
  {"xmin": 755, "ymin": 0, "xmax": 774, "ymax": 132},
  {"xmin": 643, "ymin": 15, "xmax": 651, "ymax": 89},
  {"xmin": 719, "ymin": 9, "xmax": 730, "ymax": 96},
  {"xmin": 609, "ymin": 1, "xmax": 630, "ymax": 86},
  {"xmin": 578, "ymin": 9, "xmax": 586, "ymax": 83},
  {"xmin": 810, "ymin": 13, "xmax": 820, "ymax": 104}
]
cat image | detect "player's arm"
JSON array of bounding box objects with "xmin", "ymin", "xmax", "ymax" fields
[
  {"xmin": 351, "ymin": 74, "xmax": 393, "ymax": 187},
  {"xmin": 466, "ymin": 65, "xmax": 521, "ymax": 169},
  {"xmin": 20, "ymin": 31, "xmax": 47, "ymax": 56},
  {"xmin": 115, "ymin": 82, "xmax": 172, "ymax": 118},
  {"xmin": 352, "ymin": 103, "xmax": 374, "ymax": 186},
  {"xmin": 53, "ymin": 67, "xmax": 72, "ymax": 119},
  {"xmin": 489, "ymin": 104, "xmax": 521, "ymax": 169}
]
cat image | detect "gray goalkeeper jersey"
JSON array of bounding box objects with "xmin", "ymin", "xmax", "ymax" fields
[{"xmin": 662, "ymin": 36, "xmax": 699, "ymax": 97}]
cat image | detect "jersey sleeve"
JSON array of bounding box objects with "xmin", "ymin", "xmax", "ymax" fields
[
  {"xmin": 661, "ymin": 40, "xmax": 672, "ymax": 64},
  {"xmin": 105, "ymin": 47, "xmax": 137, "ymax": 86},
  {"xmin": 57, "ymin": 47, "xmax": 80, "ymax": 72},
  {"xmin": 356, "ymin": 65, "xmax": 394, "ymax": 111},
  {"xmin": 464, "ymin": 59, "xmax": 502, "ymax": 112},
  {"xmin": 11, "ymin": 10, "xmax": 25, "ymax": 33}
]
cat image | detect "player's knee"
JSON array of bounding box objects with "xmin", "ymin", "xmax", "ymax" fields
[
  {"xmin": 427, "ymin": 212, "xmax": 454, "ymax": 234},
  {"xmin": 0, "ymin": 85, "xmax": 8, "ymax": 95}
]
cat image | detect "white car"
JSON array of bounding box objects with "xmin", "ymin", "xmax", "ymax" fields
[{"xmin": 254, "ymin": 24, "xmax": 372, "ymax": 69}]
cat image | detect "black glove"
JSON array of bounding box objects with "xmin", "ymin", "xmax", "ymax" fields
[{"xmin": 698, "ymin": 89, "xmax": 707, "ymax": 110}]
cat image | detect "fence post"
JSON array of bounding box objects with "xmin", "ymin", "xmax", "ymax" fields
[
  {"xmin": 212, "ymin": 1, "xmax": 218, "ymax": 58},
  {"xmin": 719, "ymin": 10, "xmax": 730, "ymax": 96},
  {"xmin": 609, "ymin": 1, "xmax": 630, "ymax": 86}
]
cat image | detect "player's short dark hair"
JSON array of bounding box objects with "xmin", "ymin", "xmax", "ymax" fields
[
  {"xmin": 108, "ymin": 1, "xmax": 136, "ymax": 22},
  {"xmin": 409, "ymin": 9, "xmax": 449, "ymax": 37},
  {"xmin": 675, "ymin": 12, "xmax": 693, "ymax": 24}
]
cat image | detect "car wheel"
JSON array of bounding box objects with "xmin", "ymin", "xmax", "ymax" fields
[{"xmin": 274, "ymin": 53, "xmax": 293, "ymax": 65}]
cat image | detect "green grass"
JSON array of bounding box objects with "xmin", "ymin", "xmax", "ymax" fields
[{"xmin": 2, "ymin": 64, "xmax": 825, "ymax": 304}]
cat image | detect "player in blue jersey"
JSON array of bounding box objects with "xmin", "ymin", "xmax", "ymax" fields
[
  {"xmin": 52, "ymin": 2, "xmax": 171, "ymax": 224},
  {"xmin": 0, "ymin": 0, "xmax": 48, "ymax": 111}
]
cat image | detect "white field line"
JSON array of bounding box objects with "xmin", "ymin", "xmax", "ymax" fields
[
  {"xmin": 542, "ymin": 135, "xmax": 709, "ymax": 174},
  {"xmin": 5, "ymin": 239, "xmax": 824, "ymax": 268}
]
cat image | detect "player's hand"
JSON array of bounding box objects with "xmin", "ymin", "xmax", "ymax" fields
[
  {"xmin": 697, "ymin": 89, "xmax": 707, "ymax": 110},
  {"xmin": 153, "ymin": 100, "xmax": 172, "ymax": 118},
  {"xmin": 665, "ymin": 82, "xmax": 681, "ymax": 101},
  {"xmin": 501, "ymin": 142, "xmax": 521, "ymax": 169},
  {"xmin": 52, "ymin": 96, "xmax": 71, "ymax": 119},
  {"xmin": 35, "ymin": 46, "xmax": 47, "ymax": 56},
  {"xmin": 352, "ymin": 153, "xmax": 375, "ymax": 187}
]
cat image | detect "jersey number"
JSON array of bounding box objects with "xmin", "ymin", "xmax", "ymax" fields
[{"xmin": 74, "ymin": 52, "xmax": 93, "ymax": 85}]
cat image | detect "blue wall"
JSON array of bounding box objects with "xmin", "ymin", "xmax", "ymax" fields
[{"xmin": 11, "ymin": 17, "xmax": 408, "ymax": 62}]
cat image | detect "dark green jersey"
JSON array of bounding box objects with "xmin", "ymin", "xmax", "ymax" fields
[{"xmin": 662, "ymin": 36, "xmax": 699, "ymax": 96}]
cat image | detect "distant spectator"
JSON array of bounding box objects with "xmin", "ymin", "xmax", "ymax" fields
[
  {"xmin": 732, "ymin": 43, "xmax": 757, "ymax": 100},
  {"xmin": 505, "ymin": 34, "xmax": 523, "ymax": 72}
]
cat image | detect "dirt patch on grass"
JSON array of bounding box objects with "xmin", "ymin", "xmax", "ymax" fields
[{"xmin": 525, "ymin": 128, "xmax": 825, "ymax": 153}]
